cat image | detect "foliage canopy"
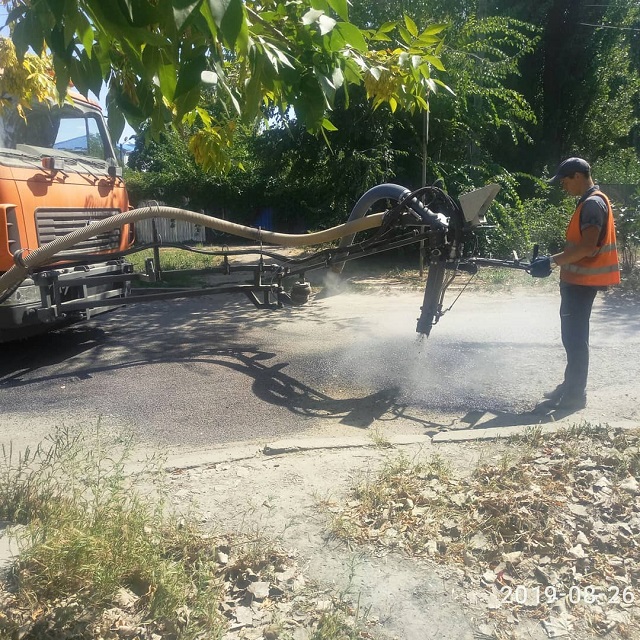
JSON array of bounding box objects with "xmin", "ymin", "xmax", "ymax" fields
[{"xmin": 1, "ymin": 0, "xmax": 453, "ymax": 170}]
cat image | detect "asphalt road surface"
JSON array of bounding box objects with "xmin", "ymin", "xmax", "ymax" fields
[{"xmin": 1, "ymin": 282, "xmax": 639, "ymax": 450}]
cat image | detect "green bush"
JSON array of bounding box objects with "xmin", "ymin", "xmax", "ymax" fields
[
  {"xmin": 477, "ymin": 197, "xmax": 572, "ymax": 259},
  {"xmin": 592, "ymin": 148, "xmax": 640, "ymax": 185},
  {"xmin": 520, "ymin": 197, "xmax": 574, "ymax": 255}
]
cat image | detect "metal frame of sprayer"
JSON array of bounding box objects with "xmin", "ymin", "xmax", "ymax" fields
[{"xmin": 2, "ymin": 182, "xmax": 535, "ymax": 340}]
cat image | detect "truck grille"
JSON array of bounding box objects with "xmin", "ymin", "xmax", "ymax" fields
[{"xmin": 35, "ymin": 208, "xmax": 122, "ymax": 256}]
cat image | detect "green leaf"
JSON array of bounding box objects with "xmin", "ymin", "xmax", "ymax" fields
[
  {"xmin": 327, "ymin": 0, "xmax": 348, "ymax": 22},
  {"xmin": 414, "ymin": 34, "xmax": 441, "ymax": 46},
  {"xmin": 333, "ymin": 23, "xmax": 367, "ymax": 53},
  {"xmin": 64, "ymin": 50, "xmax": 100, "ymax": 98},
  {"xmin": 321, "ymin": 117, "xmax": 338, "ymax": 131},
  {"xmin": 119, "ymin": 0, "xmax": 134, "ymax": 24},
  {"xmin": 434, "ymin": 78, "xmax": 455, "ymax": 96},
  {"xmin": 423, "ymin": 54, "xmax": 446, "ymax": 72},
  {"xmin": 43, "ymin": 0, "xmax": 66, "ymax": 22},
  {"xmin": 199, "ymin": 0, "xmax": 218, "ymax": 38},
  {"xmin": 377, "ymin": 22, "xmax": 396, "ymax": 34},
  {"xmin": 157, "ymin": 61, "xmax": 178, "ymax": 102},
  {"xmin": 6, "ymin": 7, "xmax": 42, "ymax": 59},
  {"xmin": 398, "ymin": 26, "xmax": 412, "ymax": 45},
  {"xmin": 302, "ymin": 9, "xmax": 324, "ymax": 26},
  {"xmin": 175, "ymin": 86, "xmax": 202, "ymax": 120},
  {"xmin": 342, "ymin": 58, "xmax": 362, "ymax": 84},
  {"xmin": 296, "ymin": 72, "xmax": 326, "ymax": 130},
  {"xmin": 53, "ymin": 55, "xmax": 71, "ymax": 98},
  {"xmin": 48, "ymin": 24, "xmax": 73, "ymax": 59},
  {"xmin": 243, "ymin": 71, "xmax": 263, "ymax": 120},
  {"xmin": 207, "ymin": 0, "xmax": 243, "ymax": 48},
  {"xmin": 404, "ymin": 15, "xmax": 418, "ymax": 38},
  {"xmin": 318, "ymin": 15, "xmax": 337, "ymax": 36},
  {"xmin": 106, "ymin": 96, "xmax": 125, "ymax": 146},
  {"xmin": 420, "ymin": 23, "xmax": 448, "ymax": 37},
  {"xmin": 196, "ymin": 106, "xmax": 212, "ymax": 128},
  {"xmin": 315, "ymin": 69, "xmax": 335, "ymax": 107},
  {"xmin": 272, "ymin": 46, "xmax": 295, "ymax": 69},
  {"xmin": 174, "ymin": 55, "xmax": 207, "ymax": 99},
  {"xmin": 68, "ymin": 56, "xmax": 90, "ymax": 98},
  {"xmin": 370, "ymin": 32, "xmax": 392, "ymax": 43},
  {"xmin": 418, "ymin": 63, "xmax": 430, "ymax": 79},
  {"xmin": 310, "ymin": 0, "xmax": 330, "ymax": 12},
  {"xmin": 319, "ymin": 125, "xmax": 333, "ymax": 151},
  {"xmin": 75, "ymin": 12, "xmax": 95, "ymax": 57},
  {"xmin": 172, "ymin": 0, "xmax": 202, "ymax": 32},
  {"xmin": 415, "ymin": 94, "xmax": 429, "ymax": 110}
]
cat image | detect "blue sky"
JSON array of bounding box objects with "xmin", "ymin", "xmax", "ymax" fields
[{"xmin": 1, "ymin": 5, "xmax": 7, "ymax": 36}]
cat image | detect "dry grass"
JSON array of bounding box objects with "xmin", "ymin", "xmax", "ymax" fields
[
  {"xmin": 0, "ymin": 425, "xmax": 225, "ymax": 639},
  {"xmin": 329, "ymin": 424, "xmax": 640, "ymax": 636},
  {"xmin": 0, "ymin": 426, "xmax": 378, "ymax": 640}
]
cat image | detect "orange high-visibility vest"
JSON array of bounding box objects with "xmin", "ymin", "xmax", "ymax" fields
[{"xmin": 560, "ymin": 190, "xmax": 621, "ymax": 287}]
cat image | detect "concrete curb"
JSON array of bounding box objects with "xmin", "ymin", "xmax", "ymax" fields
[
  {"xmin": 432, "ymin": 418, "xmax": 640, "ymax": 443},
  {"xmin": 163, "ymin": 435, "xmax": 433, "ymax": 471},
  {"xmin": 0, "ymin": 522, "xmax": 21, "ymax": 579},
  {"xmin": 262, "ymin": 434, "xmax": 432, "ymax": 455},
  {"xmin": 162, "ymin": 419, "xmax": 640, "ymax": 471}
]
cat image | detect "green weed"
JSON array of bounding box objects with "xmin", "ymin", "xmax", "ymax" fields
[
  {"xmin": 127, "ymin": 246, "xmax": 222, "ymax": 273},
  {"xmin": 0, "ymin": 424, "xmax": 224, "ymax": 639}
]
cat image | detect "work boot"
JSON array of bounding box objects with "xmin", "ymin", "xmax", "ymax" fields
[
  {"xmin": 553, "ymin": 392, "xmax": 587, "ymax": 411},
  {"xmin": 543, "ymin": 384, "xmax": 565, "ymax": 402}
]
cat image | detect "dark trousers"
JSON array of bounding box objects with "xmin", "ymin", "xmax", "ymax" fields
[{"xmin": 559, "ymin": 282, "xmax": 598, "ymax": 396}]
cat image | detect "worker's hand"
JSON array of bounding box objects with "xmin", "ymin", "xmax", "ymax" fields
[{"xmin": 529, "ymin": 256, "xmax": 552, "ymax": 278}]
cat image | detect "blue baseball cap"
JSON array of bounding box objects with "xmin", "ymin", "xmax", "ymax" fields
[{"xmin": 548, "ymin": 157, "xmax": 591, "ymax": 185}]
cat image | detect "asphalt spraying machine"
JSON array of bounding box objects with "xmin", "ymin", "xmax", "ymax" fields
[{"xmin": 0, "ymin": 180, "xmax": 536, "ymax": 342}]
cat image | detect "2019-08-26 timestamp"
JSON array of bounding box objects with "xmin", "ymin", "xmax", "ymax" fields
[{"xmin": 501, "ymin": 585, "xmax": 636, "ymax": 606}]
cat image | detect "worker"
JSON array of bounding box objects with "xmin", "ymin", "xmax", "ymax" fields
[{"xmin": 529, "ymin": 157, "xmax": 620, "ymax": 411}]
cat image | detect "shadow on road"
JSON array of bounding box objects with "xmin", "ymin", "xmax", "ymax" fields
[
  {"xmin": 0, "ymin": 298, "xmax": 452, "ymax": 432},
  {"xmin": 595, "ymin": 290, "xmax": 640, "ymax": 336},
  {"xmin": 459, "ymin": 401, "xmax": 588, "ymax": 430},
  {"xmin": 2, "ymin": 288, "xmax": 604, "ymax": 437}
]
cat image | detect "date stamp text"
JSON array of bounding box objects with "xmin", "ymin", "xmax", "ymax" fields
[{"xmin": 500, "ymin": 585, "xmax": 636, "ymax": 606}]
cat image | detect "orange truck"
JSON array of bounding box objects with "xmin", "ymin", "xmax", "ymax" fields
[{"xmin": 0, "ymin": 93, "xmax": 134, "ymax": 342}]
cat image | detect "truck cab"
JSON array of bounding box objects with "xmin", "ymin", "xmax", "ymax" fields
[{"xmin": 0, "ymin": 93, "xmax": 134, "ymax": 342}]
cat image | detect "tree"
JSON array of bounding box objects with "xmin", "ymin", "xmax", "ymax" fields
[
  {"xmin": 125, "ymin": 86, "xmax": 406, "ymax": 228},
  {"xmin": 496, "ymin": 0, "xmax": 640, "ymax": 171},
  {"xmin": 123, "ymin": 1, "xmax": 542, "ymax": 229},
  {"xmin": 0, "ymin": 37, "xmax": 57, "ymax": 116},
  {"xmin": 348, "ymin": 0, "xmax": 539, "ymax": 197},
  {"xmin": 1, "ymin": 0, "xmax": 451, "ymax": 170}
]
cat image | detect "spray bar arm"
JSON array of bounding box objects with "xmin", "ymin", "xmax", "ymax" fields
[
  {"xmin": 469, "ymin": 244, "xmax": 540, "ymax": 271},
  {"xmin": 469, "ymin": 256, "xmax": 531, "ymax": 270}
]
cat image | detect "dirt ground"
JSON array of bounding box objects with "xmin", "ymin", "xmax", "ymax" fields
[
  {"xmin": 2, "ymin": 256, "xmax": 639, "ymax": 640},
  {"xmin": 156, "ymin": 420, "xmax": 640, "ymax": 640}
]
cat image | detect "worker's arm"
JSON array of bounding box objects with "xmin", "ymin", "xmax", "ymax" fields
[{"xmin": 551, "ymin": 225, "xmax": 601, "ymax": 266}]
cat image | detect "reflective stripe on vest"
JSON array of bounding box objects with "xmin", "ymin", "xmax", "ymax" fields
[{"xmin": 560, "ymin": 190, "xmax": 621, "ymax": 287}]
